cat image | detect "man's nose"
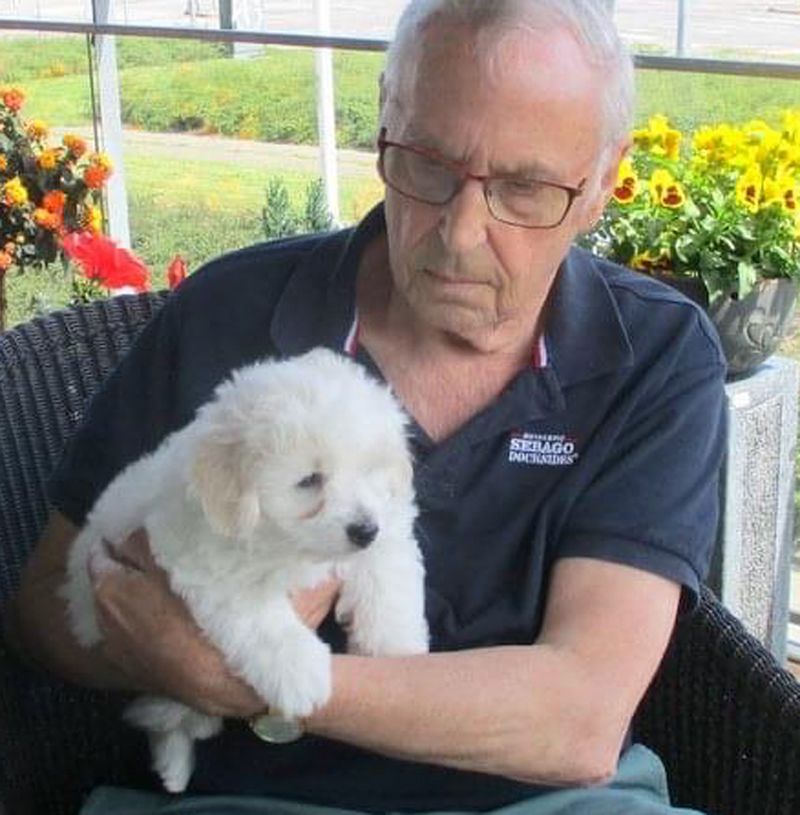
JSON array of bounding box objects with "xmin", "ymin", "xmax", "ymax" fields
[{"xmin": 438, "ymin": 180, "xmax": 489, "ymax": 252}]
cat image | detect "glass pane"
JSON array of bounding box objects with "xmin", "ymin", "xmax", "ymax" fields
[
  {"xmin": 1, "ymin": 30, "xmax": 385, "ymax": 330},
  {"xmin": 616, "ymin": 0, "xmax": 800, "ymax": 63}
]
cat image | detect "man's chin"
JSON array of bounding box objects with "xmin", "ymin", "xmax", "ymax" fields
[{"xmin": 417, "ymin": 303, "xmax": 518, "ymax": 351}]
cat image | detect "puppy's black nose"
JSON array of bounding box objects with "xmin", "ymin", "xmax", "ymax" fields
[{"xmin": 346, "ymin": 521, "xmax": 378, "ymax": 548}]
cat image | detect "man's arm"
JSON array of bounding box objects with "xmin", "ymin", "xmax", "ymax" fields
[
  {"xmin": 6, "ymin": 511, "xmax": 322, "ymax": 718},
  {"xmin": 308, "ymin": 557, "xmax": 680, "ymax": 786},
  {"xmin": 9, "ymin": 520, "xmax": 679, "ymax": 787}
]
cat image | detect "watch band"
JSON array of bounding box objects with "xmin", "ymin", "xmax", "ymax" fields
[{"xmin": 249, "ymin": 710, "xmax": 305, "ymax": 744}]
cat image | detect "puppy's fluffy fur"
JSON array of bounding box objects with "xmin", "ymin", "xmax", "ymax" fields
[{"xmin": 61, "ymin": 348, "xmax": 428, "ymax": 793}]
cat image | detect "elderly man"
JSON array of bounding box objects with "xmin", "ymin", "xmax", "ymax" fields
[{"xmin": 9, "ymin": 1, "xmax": 725, "ymax": 813}]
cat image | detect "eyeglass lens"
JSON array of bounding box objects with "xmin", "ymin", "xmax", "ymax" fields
[{"xmin": 382, "ymin": 144, "xmax": 572, "ymax": 228}]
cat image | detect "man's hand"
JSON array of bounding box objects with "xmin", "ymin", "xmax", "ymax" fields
[{"xmin": 89, "ymin": 528, "xmax": 341, "ymax": 718}]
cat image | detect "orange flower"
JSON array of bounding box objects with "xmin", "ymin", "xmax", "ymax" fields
[
  {"xmin": 0, "ymin": 251, "xmax": 12, "ymax": 272},
  {"xmin": 43, "ymin": 189, "xmax": 66, "ymax": 214},
  {"xmin": 83, "ymin": 153, "xmax": 113, "ymax": 189},
  {"xmin": 38, "ymin": 148, "xmax": 62, "ymax": 171},
  {"xmin": 83, "ymin": 165, "xmax": 109, "ymax": 189},
  {"xmin": 0, "ymin": 154, "xmax": 7, "ymax": 172},
  {"xmin": 63, "ymin": 133, "xmax": 88, "ymax": 159},
  {"xmin": 89, "ymin": 152, "xmax": 113, "ymax": 172},
  {"xmin": 0, "ymin": 85, "xmax": 25, "ymax": 112},
  {"xmin": 33, "ymin": 208, "xmax": 62, "ymax": 231}
]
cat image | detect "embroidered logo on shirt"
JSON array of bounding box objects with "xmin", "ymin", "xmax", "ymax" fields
[{"xmin": 508, "ymin": 431, "xmax": 579, "ymax": 466}]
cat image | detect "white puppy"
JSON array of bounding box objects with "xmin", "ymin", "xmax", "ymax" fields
[{"xmin": 61, "ymin": 348, "xmax": 428, "ymax": 793}]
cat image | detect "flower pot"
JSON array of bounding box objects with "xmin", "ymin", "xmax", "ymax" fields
[
  {"xmin": 652, "ymin": 273, "xmax": 709, "ymax": 309},
  {"xmin": 707, "ymin": 278, "xmax": 799, "ymax": 377}
]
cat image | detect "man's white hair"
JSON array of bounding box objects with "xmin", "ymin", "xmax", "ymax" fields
[{"xmin": 383, "ymin": 0, "xmax": 634, "ymax": 149}]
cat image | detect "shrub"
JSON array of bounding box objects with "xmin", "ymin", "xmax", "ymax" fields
[{"xmin": 261, "ymin": 177, "xmax": 334, "ymax": 240}]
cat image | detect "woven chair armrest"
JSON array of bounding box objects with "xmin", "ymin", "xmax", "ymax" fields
[{"xmin": 634, "ymin": 585, "xmax": 800, "ymax": 815}]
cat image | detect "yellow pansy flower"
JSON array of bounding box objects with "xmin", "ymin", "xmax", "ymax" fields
[
  {"xmin": 735, "ymin": 164, "xmax": 763, "ymax": 213},
  {"xmin": 648, "ymin": 169, "xmax": 686, "ymax": 208},
  {"xmin": 630, "ymin": 249, "xmax": 672, "ymax": 273},
  {"xmin": 613, "ymin": 158, "xmax": 639, "ymax": 204},
  {"xmin": 782, "ymin": 110, "xmax": 800, "ymax": 145}
]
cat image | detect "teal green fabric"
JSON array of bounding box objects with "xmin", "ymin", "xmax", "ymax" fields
[{"xmin": 79, "ymin": 744, "xmax": 705, "ymax": 814}]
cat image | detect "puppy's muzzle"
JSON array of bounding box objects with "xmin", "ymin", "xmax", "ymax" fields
[{"xmin": 346, "ymin": 520, "xmax": 378, "ymax": 549}]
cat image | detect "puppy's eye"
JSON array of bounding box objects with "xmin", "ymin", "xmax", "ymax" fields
[{"xmin": 296, "ymin": 472, "xmax": 324, "ymax": 489}]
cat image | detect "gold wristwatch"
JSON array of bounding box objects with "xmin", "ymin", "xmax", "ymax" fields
[{"xmin": 249, "ymin": 709, "xmax": 305, "ymax": 744}]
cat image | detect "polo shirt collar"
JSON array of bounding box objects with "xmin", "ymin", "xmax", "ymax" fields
[
  {"xmin": 270, "ymin": 204, "xmax": 634, "ymax": 389},
  {"xmin": 269, "ymin": 205, "xmax": 386, "ymax": 356},
  {"xmin": 544, "ymin": 247, "xmax": 634, "ymax": 388}
]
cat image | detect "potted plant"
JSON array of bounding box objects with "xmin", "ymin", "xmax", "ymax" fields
[
  {"xmin": 0, "ymin": 84, "xmax": 117, "ymax": 330},
  {"xmin": 585, "ymin": 112, "xmax": 800, "ymax": 375}
]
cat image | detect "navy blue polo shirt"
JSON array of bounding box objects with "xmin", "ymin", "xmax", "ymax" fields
[{"xmin": 50, "ymin": 204, "xmax": 727, "ymax": 812}]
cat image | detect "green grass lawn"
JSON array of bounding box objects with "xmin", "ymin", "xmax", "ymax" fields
[{"xmin": 11, "ymin": 37, "xmax": 800, "ymax": 150}]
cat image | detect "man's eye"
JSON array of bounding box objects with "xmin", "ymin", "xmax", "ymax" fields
[{"xmin": 296, "ymin": 472, "xmax": 324, "ymax": 489}]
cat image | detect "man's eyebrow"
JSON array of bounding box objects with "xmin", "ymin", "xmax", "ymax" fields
[
  {"xmin": 396, "ymin": 124, "xmax": 564, "ymax": 181},
  {"xmin": 492, "ymin": 158, "xmax": 563, "ymax": 181}
]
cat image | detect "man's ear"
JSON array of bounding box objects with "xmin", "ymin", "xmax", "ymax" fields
[
  {"xmin": 188, "ymin": 420, "xmax": 261, "ymax": 540},
  {"xmin": 583, "ymin": 137, "xmax": 631, "ymax": 230}
]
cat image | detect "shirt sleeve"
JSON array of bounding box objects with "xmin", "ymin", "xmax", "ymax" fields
[{"xmin": 557, "ymin": 354, "xmax": 728, "ymax": 611}]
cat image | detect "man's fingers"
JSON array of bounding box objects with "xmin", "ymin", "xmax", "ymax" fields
[
  {"xmin": 93, "ymin": 528, "xmax": 162, "ymax": 575},
  {"xmin": 118, "ymin": 528, "xmax": 158, "ymax": 569}
]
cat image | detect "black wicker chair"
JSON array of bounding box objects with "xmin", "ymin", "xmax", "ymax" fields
[{"xmin": 1, "ymin": 294, "xmax": 799, "ymax": 815}]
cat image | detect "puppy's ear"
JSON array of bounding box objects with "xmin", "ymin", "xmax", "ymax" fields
[{"xmin": 188, "ymin": 424, "xmax": 261, "ymax": 539}]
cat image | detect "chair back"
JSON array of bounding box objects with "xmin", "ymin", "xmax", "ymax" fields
[{"xmin": 0, "ymin": 293, "xmax": 168, "ymax": 815}]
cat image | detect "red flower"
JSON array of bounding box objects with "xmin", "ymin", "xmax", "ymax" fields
[
  {"xmin": 1, "ymin": 87, "xmax": 25, "ymax": 112},
  {"xmin": 167, "ymin": 254, "xmax": 188, "ymax": 290},
  {"xmin": 62, "ymin": 231, "xmax": 151, "ymax": 293}
]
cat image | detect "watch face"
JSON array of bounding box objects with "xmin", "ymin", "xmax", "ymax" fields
[{"xmin": 250, "ymin": 713, "xmax": 304, "ymax": 744}]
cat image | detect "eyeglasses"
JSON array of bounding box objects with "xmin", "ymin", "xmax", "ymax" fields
[{"xmin": 377, "ymin": 129, "xmax": 586, "ymax": 229}]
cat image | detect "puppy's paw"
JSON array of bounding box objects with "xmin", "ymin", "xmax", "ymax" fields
[
  {"xmin": 68, "ymin": 601, "xmax": 103, "ymax": 648},
  {"xmin": 267, "ymin": 634, "xmax": 332, "ymax": 718},
  {"xmin": 348, "ymin": 615, "xmax": 429, "ymax": 657},
  {"xmin": 150, "ymin": 729, "xmax": 194, "ymax": 794},
  {"xmin": 125, "ymin": 696, "xmax": 193, "ymax": 734},
  {"xmin": 184, "ymin": 711, "xmax": 223, "ymax": 741}
]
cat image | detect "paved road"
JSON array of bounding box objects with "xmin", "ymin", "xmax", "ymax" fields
[
  {"xmin": 54, "ymin": 126, "xmax": 378, "ymax": 175},
  {"xmin": 4, "ymin": 1, "xmax": 800, "ymax": 57}
]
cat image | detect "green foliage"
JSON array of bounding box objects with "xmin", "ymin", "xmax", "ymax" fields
[
  {"xmin": 585, "ymin": 113, "xmax": 800, "ymax": 302},
  {"xmin": 304, "ymin": 178, "xmax": 334, "ymax": 233},
  {"xmin": 261, "ymin": 177, "xmax": 334, "ymax": 240},
  {"xmin": 130, "ymin": 197, "xmax": 264, "ymax": 275},
  {"xmin": 0, "ymin": 36, "xmax": 225, "ymax": 83},
  {"xmin": 262, "ymin": 178, "xmax": 300, "ymax": 239},
  {"xmin": 118, "ymin": 49, "xmax": 381, "ymax": 148}
]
